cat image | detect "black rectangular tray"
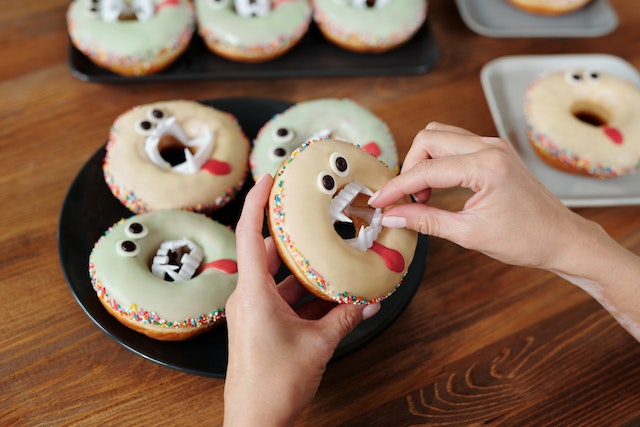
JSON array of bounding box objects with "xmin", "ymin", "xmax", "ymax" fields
[{"xmin": 68, "ymin": 19, "xmax": 440, "ymax": 82}]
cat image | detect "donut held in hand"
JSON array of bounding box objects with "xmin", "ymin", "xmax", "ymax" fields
[
  {"xmin": 89, "ymin": 210, "xmax": 239, "ymax": 341},
  {"xmin": 103, "ymin": 100, "xmax": 249, "ymax": 213},
  {"xmin": 507, "ymin": 0, "xmax": 592, "ymax": 16},
  {"xmin": 524, "ymin": 68, "xmax": 640, "ymax": 178},
  {"xmin": 268, "ymin": 139, "xmax": 418, "ymax": 304}
]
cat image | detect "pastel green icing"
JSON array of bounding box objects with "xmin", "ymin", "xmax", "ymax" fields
[
  {"xmin": 67, "ymin": 0, "xmax": 194, "ymax": 59},
  {"xmin": 89, "ymin": 210, "xmax": 237, "ymax": 323}
]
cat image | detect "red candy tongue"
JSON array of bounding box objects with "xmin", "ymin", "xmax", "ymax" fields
[
  {"xmin": 370, "ymin": 242, "xmax": 405, "ymax": 273},
  {"xmin": 603, "ymin": 126, "xmax": 623, "ymax": 144},
  {"xmin": 202, "ymin": 159, "xmax": 231, "ymax": 175},
  {"xmin": 362, "ymin": 142, "xmax": 382, "ymax": 158},
  {"xmin": 200, "ymin": 259, "xmax": 238, "ymax": 274}
]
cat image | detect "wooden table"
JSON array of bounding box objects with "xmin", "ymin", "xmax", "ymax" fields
[{"xmin": 3, "ymin": 1, "xmax": 640, "ymax": 425}]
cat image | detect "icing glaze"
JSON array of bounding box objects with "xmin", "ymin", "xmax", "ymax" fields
[
  {"xmin": 194, "ymin": 0, "xmax": 312, "ymax": 62},
  {"xmin": 67, "ymin": 0, "xmax": 194, "ymax": 75},
  {"xmin": 268, "ymin": 139, "xmax": 418, "ymax": 304},
  {"xmin": 524, "ymin": 69, "xmax": 640, "ymax": 178},
  {"xmin": 507, "ymin": 0, "xmax": 592, "ymax": 15},
  {"xmin": 104, "ymin": 100, "xmax": 249, "ymax": 212},
  {"xmin": 251, "ymin": 98, "xmax": 398, "ymax": 179},
  {"xmin": 312, "ymin": 0, "xmax": 427, "ymax": 52},
  {"xmin": 89, "ymin": 210, "xmax": 238, "ymax": 338}
]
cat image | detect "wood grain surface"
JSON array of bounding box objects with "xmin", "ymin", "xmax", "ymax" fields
[{"xmin": 2, "ymin": 1, "xmax": 639, "ymax": 425}]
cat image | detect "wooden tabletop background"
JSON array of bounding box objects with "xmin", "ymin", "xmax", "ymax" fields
[{"xmin": 2, "ymin": 1, "xmax": 640, "ymax": 425}]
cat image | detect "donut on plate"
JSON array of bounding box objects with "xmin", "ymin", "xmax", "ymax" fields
[
  {"xmin": 311, "ymin": 0, "xmax": 428, "ymax": 53},
  {"xmin": 507, "ymin": 0, "xmax": 592, "ymax": 16},
  {"xmin": 524, "ymin": 68, "xmax": 640, "ymax": 178},
  {"xmin": 103, "ymin": 100, "xmax": 250, "ymax": 213},
  {"xmin": 250, "ymin": 98, "xmax": 398, "ymax": 180},
  {"xmin": 67, "ymin": 0, "xmax": 195, "ymax": 76},
  {"xmin": 89, "ymin": 210, "xmax": 238, "ymax": 341},
  {"xmin": 194, "ymin": 0, "xmax": 312, "ymax": 62},
  {"xmin": 268, "ymin": 138, "xmax": 418, "ymax": 304}
]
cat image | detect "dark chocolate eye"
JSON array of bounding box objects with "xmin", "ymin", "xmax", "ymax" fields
[
  {"xmin": 273, "ymin": 147, "xmax": 287, "ymax": 159},
  {"xmin": 330, "ymin": 152, "xmax": 349, "ymax": 177},
  {"xmin": 150, "ymin": 109, "xmax": 164, "ymax": 119},
  {"xmin": 125, "ymin": 222, "xmax": 148, "ymax": 238},
  {"xmin": 588, "ymin": 71, "xmax": 600, "ymax": 80},
  {"xmin": 117, "ymin": 240, "xmax": 140, "ymax": 257},
  {"xmin": 317, "ymin": 172, "xmax": 336, "ymax": 195},
  {"xmin": 273, "ymin": 127, "xmax": 294, "ymax": 143},
  {"xmin": 136, "ymin": 119, "xmax": 155, "ymax": 134}
]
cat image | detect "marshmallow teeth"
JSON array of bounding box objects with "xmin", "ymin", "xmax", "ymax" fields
[
  {"xmin": 328, "ymin": 181, "xmax": 383, "ymax": 252},
  {"xmin": 144, "ymin": 115, "xmax": 214, "ymax": 175},
  {"xmin": 151, "ymin": 238, "xmax": 204, "ymax": 282}
]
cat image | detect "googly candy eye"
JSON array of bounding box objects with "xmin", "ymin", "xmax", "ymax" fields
[
  {"xmin": 209, "ymin": 0, "xmax": 230, "ymax": 9},
  {"xmin": 147, "ymin": 108, "xmax": 165, "ymax": 121},
  {"xmin": 116, "ymin": 240, "xmax": 140, "ymax": 257},
  {"xmin": 125, "ymin": 222, "xmax": 148, "ymax": 239},
  {"xmin": 271, "ymin": 147, "xmax": 288, "ymax": 160},
  {"xmin": 273, "ymin": 127, "xmax": 295, "ymax": 143},
  {"xmin": 586, "ymin": 70, "xmax": 600, "ymax": 81},
  {"xmin": 317, "ymin": 172, "xmax": 337, "ymax": 196},
  {"xmin": 330, "ymin": 152, "xmax": 349, "ymax": 177},
  {"xmin": 565, "ymin": 69, "xmax": 584, "ymax": 84},
  {"xmin": 136, "ymin": 119, "xmax": 156, "ymax": 135}
]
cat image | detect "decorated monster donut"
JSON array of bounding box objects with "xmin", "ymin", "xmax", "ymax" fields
[
  {"xmin": 194, "ymin": 0, "xmax": 312, "ymax": 62},
  {"xmin": 89, "ymin": 210, "xmax": 238, "ymax": 340},
  {"xmin": 507, "ymin": 0, "xmax": 592, "ymax": 16},
  {"xmin": 103, "ymin": 100, "xmax": 250, "ymax": 213},
  {"xmin": 250, "ymin": 98, "xmax": 398, "ymax": 179},
  {"xmin": 524, "ymin": 68, "xmax": 640, "ymax": 178},
  {"xmin": 66, "ymin": 0, "xmax": 195, "ymax": 76},
  {"xmin": 268, "ymin": 138, "xmax": 418, "ymax": 304},
  {"xmin": 311, "ymin": 0, "xmax": 427, "ymax": 53}
]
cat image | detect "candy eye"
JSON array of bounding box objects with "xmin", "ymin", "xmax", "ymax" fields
[
  {"xmin": 147, "ymin": 108, "xmax": 164, "ymax": 120},
  {"xmin": 330, "ymin": 152, "xmax": 349, "ymax": 177},
  {"xmin": 273, "ymin": 127, "xmax": 295, "ymax": 143},
  {"xmin": 587, "ymin": 71, "xmax": 600, "ymax": 81},
  {"xmin": 272, "ymin": 147, "xmax": 288, "ymax": 159},
  {"xmin": 125, "ymin": 222, "xmax": 148, "ymax": 239},
  {"xmin": 117, "ymin": 240, "xmax": 140, "ymax": 257},
  {"xmin": 317, "ymin": 172, "xmax": 337, "ymax": 196},
  {"xmin": 136, "ymin": 119, "xmax": 155, "ymax": 135},
  {"xmin": 565, "ymin": 69, "xmax": 584, "ymax": 84},
  {"xmin": 209, "ymin": 0, "xmax": 230, "ymax": 9}
]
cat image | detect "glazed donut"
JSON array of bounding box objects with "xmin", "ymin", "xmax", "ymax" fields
[
  {"xmin": 251, "ymin": 98, "xmax": 398, "ymax": 180},
  {"xmin": 67, "ymin": 0, "xmax": 195, "ymax": 76},
  {"xmin": 507, "ymin": 0, "xmax": 592, "ymax": 16},
  {"xmin": 103, "ymin": 100, "xmax": 250, "ymax": 213},
  {"xmin": 311, "ymin": 0, "xmax": 428, "ymax": 53},
  {"xmin": 194, "ymin": 0, "xmax": 312, "ymax": 62},
  {"xmin": 89, "ymin": 210, "xmax": 238, "ymax": 341},
  {"xmin": 524, "ymin": 68, "xmax": 640, "ymax": 178},
  {"xmin": 268, "ymin": 138, "xmax": 418, "ymax": 304}
]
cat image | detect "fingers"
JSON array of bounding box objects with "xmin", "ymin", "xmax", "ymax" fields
[
  {"xmin": 381, "ymin": 202, "xmax": 469, "ymax": 244},
  {"xmin": 264, "ymin": 236, "xmax": 281, "ymax": 277},
  {"xmin": 316, "ymin": 303, "xmax": 381, "ymax": 347}
]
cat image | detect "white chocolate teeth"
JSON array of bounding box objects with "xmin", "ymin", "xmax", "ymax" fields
[
  {"xmin": 151, "ymin": 238, "xmax": 204, "ymax": 282},
  {"xmin": 328, "ymin": 181, "xmax": 382, "ymax": 252}
]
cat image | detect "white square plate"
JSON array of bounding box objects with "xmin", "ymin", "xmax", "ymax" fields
[
  {"xmin": 480, "ymin": 54, "xmax": 640, "ymax": 207},
  {"xmin": 455, "ymin": 0, "xmax": 617, "ymax": 38}
]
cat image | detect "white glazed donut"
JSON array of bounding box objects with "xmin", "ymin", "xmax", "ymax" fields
[
  {"xmin": 311, "ymin": 0, "xmax": 428, "ymax": 53},
  {"xmin": 67, "ymin": 0, "xmax": 195, "ymax": 76},
  {"xmin": 524, "ymin": 68, "xmax": 640, "ymax": 178},
  {"xmin": 89, "ymin": 210, "xmax": 238, "ymax": 341},
  {"xmin": 250, "ymin": 98, "xmax": 398, "ymax": 180},
  {"xmin": 268, "ymin": 138, "xmax": 418, "ymax": 304},
  {"xmin": 194, "ymin": 0, "xmax": 312, "ymax": 62},
  {"xmin": 507, "ymin": 0, "xmax": 592, "ymax": 16},
  {"xmin": 103, "ymin": 100, "xmax": 250, "ymax": 213}
]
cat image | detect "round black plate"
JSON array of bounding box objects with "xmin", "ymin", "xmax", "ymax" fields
[{"xmin": 57, "ymin": 98, "xmax": 429, "ymax": 378}]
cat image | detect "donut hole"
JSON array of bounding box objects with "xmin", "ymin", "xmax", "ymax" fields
[
  {"xmin": 571, "ymin": 101, "xmax": 611, "ymax": 127},
  {"xmin": 332, "ymin": 193, "xmax": 372, "ymax": 240},
  {"xmin": 149, "ymin": 241, "xmax": 202, "ymax": 282},
  {"xmin": 158, "ymin": 134, "xmax": 196, "ymax": 167}
]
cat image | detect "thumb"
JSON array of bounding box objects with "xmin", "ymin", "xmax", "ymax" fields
[{"xmin": 317, "ymin": 302, "xmax": 381, "ymax": 348}]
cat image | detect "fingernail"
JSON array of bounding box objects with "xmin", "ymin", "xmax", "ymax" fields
[
  {"xmin": 368, "ymin": 191, "xmax": 379, "ymax": 205},
  {"xmin": 255, "ymin": 173, "xmax": 271, "ymax": 185},
  {"xmin": 362, "ymin": 302, "xmax": 381, "ymax": 320},
  {"xmin": 381, "ymin": 216, "xmax": 407, "ymax": 229}
]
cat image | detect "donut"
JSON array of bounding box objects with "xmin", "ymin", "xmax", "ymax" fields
[
  {"xmin": 507, "ymin": 0, "xmax": 592, "ymax": 16},
  {"xmin": 66, "ymin": 0, "xmax": 195, "ymax": 76},
  {"xmin": 103, "ymin": 100, "xmax": 250, "ymax": 213},
  {"xmin": 524, "ymin": 68, "xmax": 640, "ymax": 178},
  {"xmin": 194, "ymin": 0, "xmax": 312, "ymax": 62},
  {"xmin": 268, "ymin": 138, "xmax": 418, "ymax": 304},
  {"xmin": 311, "ymin": 0, "xmax": 428, "ymax": 53},
  {"xmin": 89, "ymin": 210, "xmax": 239, "ymax": 341},
  {"xmin": 250, "ymin": 98, "xmax": 398, "ymax": 180}
]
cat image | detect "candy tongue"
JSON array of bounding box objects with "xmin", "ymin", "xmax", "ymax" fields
[
  {"xmin": 202, "ymin": 159, "xmax": 232, "ymax": 175},
  {"xmin": 370, "ymin": 242, "xmax": 405, "ymax": 272},
  {"xmin": 200, "ymin": 259, "xmax": 238, "ymax": 274},
  {"xmin": 362, "ymin": 142, "xmax": 382, "ymax": 158},
  {"xmin": 603, "ymin": 126, "xmax": 623, "ymax": 144}
]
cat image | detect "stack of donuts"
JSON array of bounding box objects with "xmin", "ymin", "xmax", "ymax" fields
[{"xmin": 66, "ymin": 0, "xmax": 429, "ymax": 75}]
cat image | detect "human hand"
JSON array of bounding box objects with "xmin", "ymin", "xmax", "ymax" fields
[
  {"xmin": 224, "ymin": 174, "xmax": 381, "ymax": 427},
  {"xmin": 368, "ymin": 122, "xmax": 592, "ymax": 271}
]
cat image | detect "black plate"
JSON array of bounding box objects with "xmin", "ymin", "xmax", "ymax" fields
[
  {"xmin": 68, "ymin": 20, "xmax": 440, "ymax": 82},
  {"xmin": 57, "ymin": 98, "xmax": 429, "ymax": 378}
]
